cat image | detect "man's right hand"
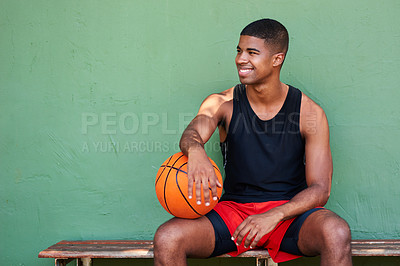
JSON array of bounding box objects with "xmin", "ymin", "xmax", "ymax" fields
[
  {"xmin": 187, "ymin": 147, "xmax": 222, "ymax": 207},
  {"xmin": 179, "ymin": 91, "xmax": 232, "ymax": 206}
]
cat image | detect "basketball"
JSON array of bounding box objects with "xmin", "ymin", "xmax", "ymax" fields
[{"xmin": 155, "ymin": 152, "xmax": 223, "ymax": 219}]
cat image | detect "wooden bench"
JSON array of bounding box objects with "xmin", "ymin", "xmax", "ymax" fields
[{"xmin": 38, "ymin": 239, "xmax": 400, "ymax": 266}]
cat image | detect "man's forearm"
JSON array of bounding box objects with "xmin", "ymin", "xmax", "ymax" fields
[
  {"xmin": 179, "ymin": 126, "xmax": 205, "ymax": 156},
  {"xmin": 272, "ymin": 184, "xmax": 330, "ymax": 221}
]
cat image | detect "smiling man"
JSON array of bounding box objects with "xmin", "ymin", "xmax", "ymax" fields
[{"xmin": 154, "ymin": 19, "xmax": 352, "ymax": 266}]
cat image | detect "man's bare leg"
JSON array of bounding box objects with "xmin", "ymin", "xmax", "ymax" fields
[
  {"xmin": 154, "ymin": 216, "xmax": 215, "ymax": 266},
  {"xmin": 297, "ymin": 209, "xmax": 352, "ymax": 266}
]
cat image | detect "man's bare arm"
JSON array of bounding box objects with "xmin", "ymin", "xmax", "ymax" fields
[
  {"xmin": 179, "ymin": 90, "xmax": 232, "ymax": 206},
  {"xmin": 272, "ymin": 98, "xmax": 332, "ymax": 218}
]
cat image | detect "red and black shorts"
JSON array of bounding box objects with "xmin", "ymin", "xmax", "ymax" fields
[{"xmin": 205, "ymin": 200, "xmax": 323, "ymax": 263}]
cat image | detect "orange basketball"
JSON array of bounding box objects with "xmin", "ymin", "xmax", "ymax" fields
[{"xmin": 155, "ymin": 152, "xmax": 223, "ymax": 219}]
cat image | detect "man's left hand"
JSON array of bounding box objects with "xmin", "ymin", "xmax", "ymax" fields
[{"xmin": 231, "ymin": 209, "xmax": 283, "ymax": 249}]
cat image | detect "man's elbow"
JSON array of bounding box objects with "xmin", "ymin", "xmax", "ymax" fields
[
  {"xmin": 319, "ymin": 186, "xmax": 331, "ymax": 206},
  {"xmin": 309, "ymin": 183, "xmax": 331, "ymax": 206}
]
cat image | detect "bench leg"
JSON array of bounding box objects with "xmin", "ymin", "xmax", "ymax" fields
[
  {"xmin": 77, "ymin": 258, "xmax": 92, "ymax": 266},
  {"xmin": 55, "ymin": 258, "xmax": 74, "ymax": 266},
  {"xmin": 256, "ymin": 257, "xmax": 278, "ymax": 266}
]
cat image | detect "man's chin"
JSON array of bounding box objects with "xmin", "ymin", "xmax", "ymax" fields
[
  {"xmin": 239, "ymin": 78, "xmax": 253, "ymax": 85},
  {"xmin": 238, "ymin": 77, "xmax": 249, "ymax": 84}
]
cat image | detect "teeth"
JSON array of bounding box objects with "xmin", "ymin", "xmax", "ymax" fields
[{"xmin": 240, "ymin": 69, "xmax": 252, "ymax": 73}]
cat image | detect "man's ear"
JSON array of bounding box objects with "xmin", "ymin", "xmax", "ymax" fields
[{"xmin": 273, "ymin": 53, "xmax": 285, "ymax": 67}]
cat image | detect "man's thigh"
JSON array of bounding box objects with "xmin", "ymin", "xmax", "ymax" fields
[
  {"xmin": 280, "ymin": 207, "xmax": 324, "ymax": 256},
  {"xmin": 155, "ymin": 215, "xmax": 216, "ymax": 258}
]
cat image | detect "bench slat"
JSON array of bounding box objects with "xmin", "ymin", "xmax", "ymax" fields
[
  {"xmin": 39, "ymin": 240, "xmax": 154, "ymax": 259},
  {"xmin": 351, "ymin": 239, "xmax": 400, "ymax": 256},
  {"xmin": 39, "ymin": 239, "xmax": 400, "ymax": 260},
  {"xmin": 38, "ymin": 240, "xmax": 271, "ymax": 259}
]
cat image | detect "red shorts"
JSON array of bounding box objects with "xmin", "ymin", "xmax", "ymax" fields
[{"xmin": 212, "ymin": 200, "xmax": 302, "ymax": 263}]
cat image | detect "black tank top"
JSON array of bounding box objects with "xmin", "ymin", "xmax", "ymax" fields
[{"xmin": 220, "ymin": 84, "xmax": 307, "ymax": 203}]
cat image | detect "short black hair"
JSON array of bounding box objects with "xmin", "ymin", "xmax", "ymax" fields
[{"xmin": 240, "ymin": 19, "xmax": 289, "ymax": 55}]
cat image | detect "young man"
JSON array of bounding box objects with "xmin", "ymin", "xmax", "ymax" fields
[{"xmin": 154, "ymin": 19, "xmax": 352, "ymax": 265}]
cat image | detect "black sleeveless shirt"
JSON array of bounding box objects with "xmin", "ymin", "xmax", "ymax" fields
[{"xmin": 220, "ymin": 84, "xmax": 307, "ymax": 203}]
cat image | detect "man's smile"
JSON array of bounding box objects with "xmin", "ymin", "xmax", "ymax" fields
[{"xmin": 238, "ymin": 67, "xmax": 254, "ymax": 77}]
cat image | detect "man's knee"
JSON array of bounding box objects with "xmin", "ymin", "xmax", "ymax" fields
[
  {"xmin": 299, "ymin": 210, "xmax": 352, "ymax": 256},
  {"xmin": 154, "ymin": 219, "xmax": 191, "ymax": 265},
  {"xmin": 154, "ymin": 220, "xmax": 185, "ymax": 251},
  {"xmin": 319, "ymin": 213, "xmax": 351, "ymax": 249},
  {"xmin": 154, "ymin": 217, "xmax": 216, "ymax": 261}
]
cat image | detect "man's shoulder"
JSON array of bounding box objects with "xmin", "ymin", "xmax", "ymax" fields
[
  {"xmin": 206, "ymin": 86, "xmax": 235, "ymax": 103},
  {"xmin": 300, "ymin": 91, "xmax": 326, "ymax": 117},
  {"xmin": 299, "ymin": 91, "xmax": 329, "ymax": 137},
  {"xmin": 200, "ymin": 86, "xmax": 234, "ymax": 111},
  {"xmin": 198, "ymin": 86, "xmax": 235, "ymax": 119}
]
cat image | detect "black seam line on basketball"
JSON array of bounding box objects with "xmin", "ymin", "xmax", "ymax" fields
[
  {"xmin": 164, "ymin": 154, "xmax": 184, "ymax": 214},
  {"xmin": 155, "ymin": 156, "xmax": 174, "ymax": 186},
  {"xmin": 160, "ymin": 155, "xmax": 175, "ymax": 212},
  {"xmin": 212, "ymin": 165, "xmax": 221, "ymax": 174},
  {"xmin": 176, "ymin": 162, "xmax": 201, "ymax": 216},
  {"xmin": 160, "ymin": 165, "xmax": 188, "ymax": 174},
  {"xmin": 164, "ymin": 154, "xmax": 185, "ymax": 214}
]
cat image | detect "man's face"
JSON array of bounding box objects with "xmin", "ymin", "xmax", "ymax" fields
[{"xmin": 235, "ymin": 35, "xmax": 276, "ymax": 85}]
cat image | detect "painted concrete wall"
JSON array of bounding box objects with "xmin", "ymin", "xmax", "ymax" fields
[{"xmin": 1, "ymin": 0, "xmax": 399, "ymax": 265}]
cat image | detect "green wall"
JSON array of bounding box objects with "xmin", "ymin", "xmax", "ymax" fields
[{"xmin": 1, "ymin": 0, "xmax": 399, "ymax": 265}]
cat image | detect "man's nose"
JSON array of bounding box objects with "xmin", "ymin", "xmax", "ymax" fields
[{"xmin": 236, "ymin": 53, "xmax": 249, "ymax": 64}]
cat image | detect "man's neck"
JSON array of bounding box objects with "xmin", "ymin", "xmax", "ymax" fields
[{"xmin": 246, "ymin": 79, "xmax": 287, "ymax": 106}]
